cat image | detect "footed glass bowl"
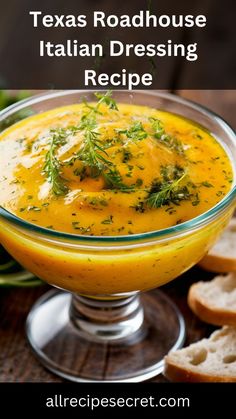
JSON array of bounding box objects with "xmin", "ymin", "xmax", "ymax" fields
[{"xmin": 0, "ymin": 90, "xmax": 235, "ymax": 382}]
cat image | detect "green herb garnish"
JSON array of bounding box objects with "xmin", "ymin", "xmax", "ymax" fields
[
  {"xmin": 160, "ymin": 165, "xmax": 185, "ymax": 182},
  {"xmin": 72, "ymin": 221, "xmax": 80, "ymax": 229},
  {"xmin": 66, "ymin": 93, "xmax": 134, "ymax": 192},
  {"xmin": 122, "ymin": 148, "xmax": 133, "ymax": 163},
  {"xmin": 101, "ymin": 215, "xmax": 113, "ymax": 225},
  {"xmin": 131, "ymin": 201, "xmax": 145, "ymax": 213},
  {"xmin": 42, "ymin": 92, "xmax": 119, "ymax": 196},
  {"xmin": 29, "ymin": 207, "xmax": 41, "ymax": 212},
  {"xmin": 136, "ymin": 178, "xmax": 143, "ymax": 187},
  {"xmin": 146, "ymin": 171, "xmax": 189, "ymax": 208},
  {"xmin": 117, "ymin": 121, "xmax": 147, "ymax": 141},
  {"xmin": 43, "ymin": 128, "xmax": 70, "ymax": 196},
  {"xmin": 95, "ymin": 90, "xmax": 118, "ymax": 110},
  {"xmin": 201, "ymin": 181, "xmax": 213, "ymax": 188},
  {"xmin": 192, "ymin": 193, "xmax": 200, "ymax": 206},
  {"xmin": 149, "ymin": 117, "xmax": 185, "ymax": 155}
]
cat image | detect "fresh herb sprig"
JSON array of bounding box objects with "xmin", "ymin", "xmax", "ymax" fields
[
  {"xmin": 73, "ymin": 125, "xmax": 133, "ymax": 191},
  {"xmin": 0, "ymin": 247, "xmax": 42, "ymax": 287},
  {"xmin": 43, "ymin": 91, "xmax": 120, "ymax": 196},
  {"xmin": 67, "ymin": 92, "xmax": 135, "ymax": 191},
  {"xmin": 116, "ymin": 121, "xmax": 147, "ymax": 141},
  {"xmin": 115, "ymin": 117, "xmax": 184, "ymax": 155},
  {"xmin": 149, "ymin": 117, "xmax": 185, "ymax": 155},
  {"xmin": 43, "ymin": 128, "xmax": 70, "ymax": 196},
  {"xmin": 83, "ymin": 90, "xmax": 118, "ymax": 115},
  {"xmin": 146, "ymin": 171, "xmax": 189, "ymax": 208},
  {"xmin": 95, "ymin": 90, "xmax": 118, "ymax": 110}
]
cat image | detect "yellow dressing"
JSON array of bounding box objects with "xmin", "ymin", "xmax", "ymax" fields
[
  {"xmin": 0, "ymin": 102, "xmax": 233, "ymax": 235},
  {"xmin": 0, "ymin": 97, "xmax": 234, "ymax": 295}
]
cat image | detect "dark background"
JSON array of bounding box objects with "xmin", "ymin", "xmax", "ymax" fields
[{"xmin": 0, "ymin": 0, "xmax": 235, "ymax": 89}]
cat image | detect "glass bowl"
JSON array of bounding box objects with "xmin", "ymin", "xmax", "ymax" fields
[{"xmin": 0, "ymin": 90, "xmax": 235, "ymax": 382}]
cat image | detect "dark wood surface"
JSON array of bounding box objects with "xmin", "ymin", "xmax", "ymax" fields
[{"xmin": 0, "ymin": 90, "xmax": 235, "ymax": 382}]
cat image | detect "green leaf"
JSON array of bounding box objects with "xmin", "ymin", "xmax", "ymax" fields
[
  {"xmin": 42, "ymin": 128, "xmax": 70, "ymax": 196},
  {"xmin": 146, "ymin": 171, "xmax": 191, "ymax": 209},
  {"xmin": 0, "ymin": 270, "xmax": 42, "ymax": 287},
  {"xmin": 95, "ymin": 90, "xmax": 118, "ymax": 110},
  {"xmin": 117, "ymin": 121, "xmax": 147, "ymax": 141},
  {"xmin": 0, "ymin": 259, "xmax": 17, "ymax": 271}
]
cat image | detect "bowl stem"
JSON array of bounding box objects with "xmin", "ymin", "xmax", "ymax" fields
[{"xmin": 70, "ymin": 293, "xmax": 144, "ymax": 342}]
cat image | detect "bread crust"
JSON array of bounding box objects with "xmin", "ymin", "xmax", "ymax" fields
[
  {"xmin": 198, "ymin": 254, "xmax": 236, "ymax": 273},
  {"xmin": 164, "ymin": 357, "xmax": 236, "ymax": 382},
  {"xmin": 198, "ymin": 218, "xmax": 236, "ymax": 273},
  {"xmin": 188, "ymin": 282, "xmax": 236, "ymax": 326}
]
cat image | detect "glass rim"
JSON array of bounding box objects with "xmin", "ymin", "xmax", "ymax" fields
[{"xmin": 0, "ymin": 89, "xmax": 235, "ymax": 244}]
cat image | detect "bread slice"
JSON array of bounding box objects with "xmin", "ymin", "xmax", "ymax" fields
[
  {"xmin": 199, "ymin": 218, "xmax": 236, "ymax": 273},
  {"xmin": 164, "ymin": 326, "xmax": 236, "ymax": 382},
  {"xmin": 188, "ymin": 273, "xmax": 236, "ymax": 326}
]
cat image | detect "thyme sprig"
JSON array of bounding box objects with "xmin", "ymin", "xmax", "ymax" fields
[
  {"xmin": 42, "ymin": 91, "xmax": 187, "ymax": 199},
  {"xmin": 72, "ymin": 122, "xmax": 133, "ymax": 191},
  {"xmin": 116, "ymin": 121, "xmax": 147, "ymax": 141},
  {"xmin": 146, "ymin": 171, "xmax": 189, "ymax": 208},
  {"xmin": 67, "ymin": 93, "xmax": 134, "ymax": 191}
]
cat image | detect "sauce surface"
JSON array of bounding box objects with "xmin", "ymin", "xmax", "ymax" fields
[{"xmin": 0, "ymin": 93, "xmax": 233, "ymax": 236}]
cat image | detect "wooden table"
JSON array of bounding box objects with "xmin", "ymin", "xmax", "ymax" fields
[{"xmin": 0, "ymin": 90, "xmax": 235, "ymax": 382}]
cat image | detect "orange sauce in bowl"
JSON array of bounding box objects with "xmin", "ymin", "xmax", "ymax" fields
[{"xmin": 0, "ymin": 94, "xmax": 234, "ymax": 294}]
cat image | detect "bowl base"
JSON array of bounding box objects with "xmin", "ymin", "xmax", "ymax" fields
[{"xmin": 26, "ymin": 289, "xmax": 185, "ymax": 382}]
